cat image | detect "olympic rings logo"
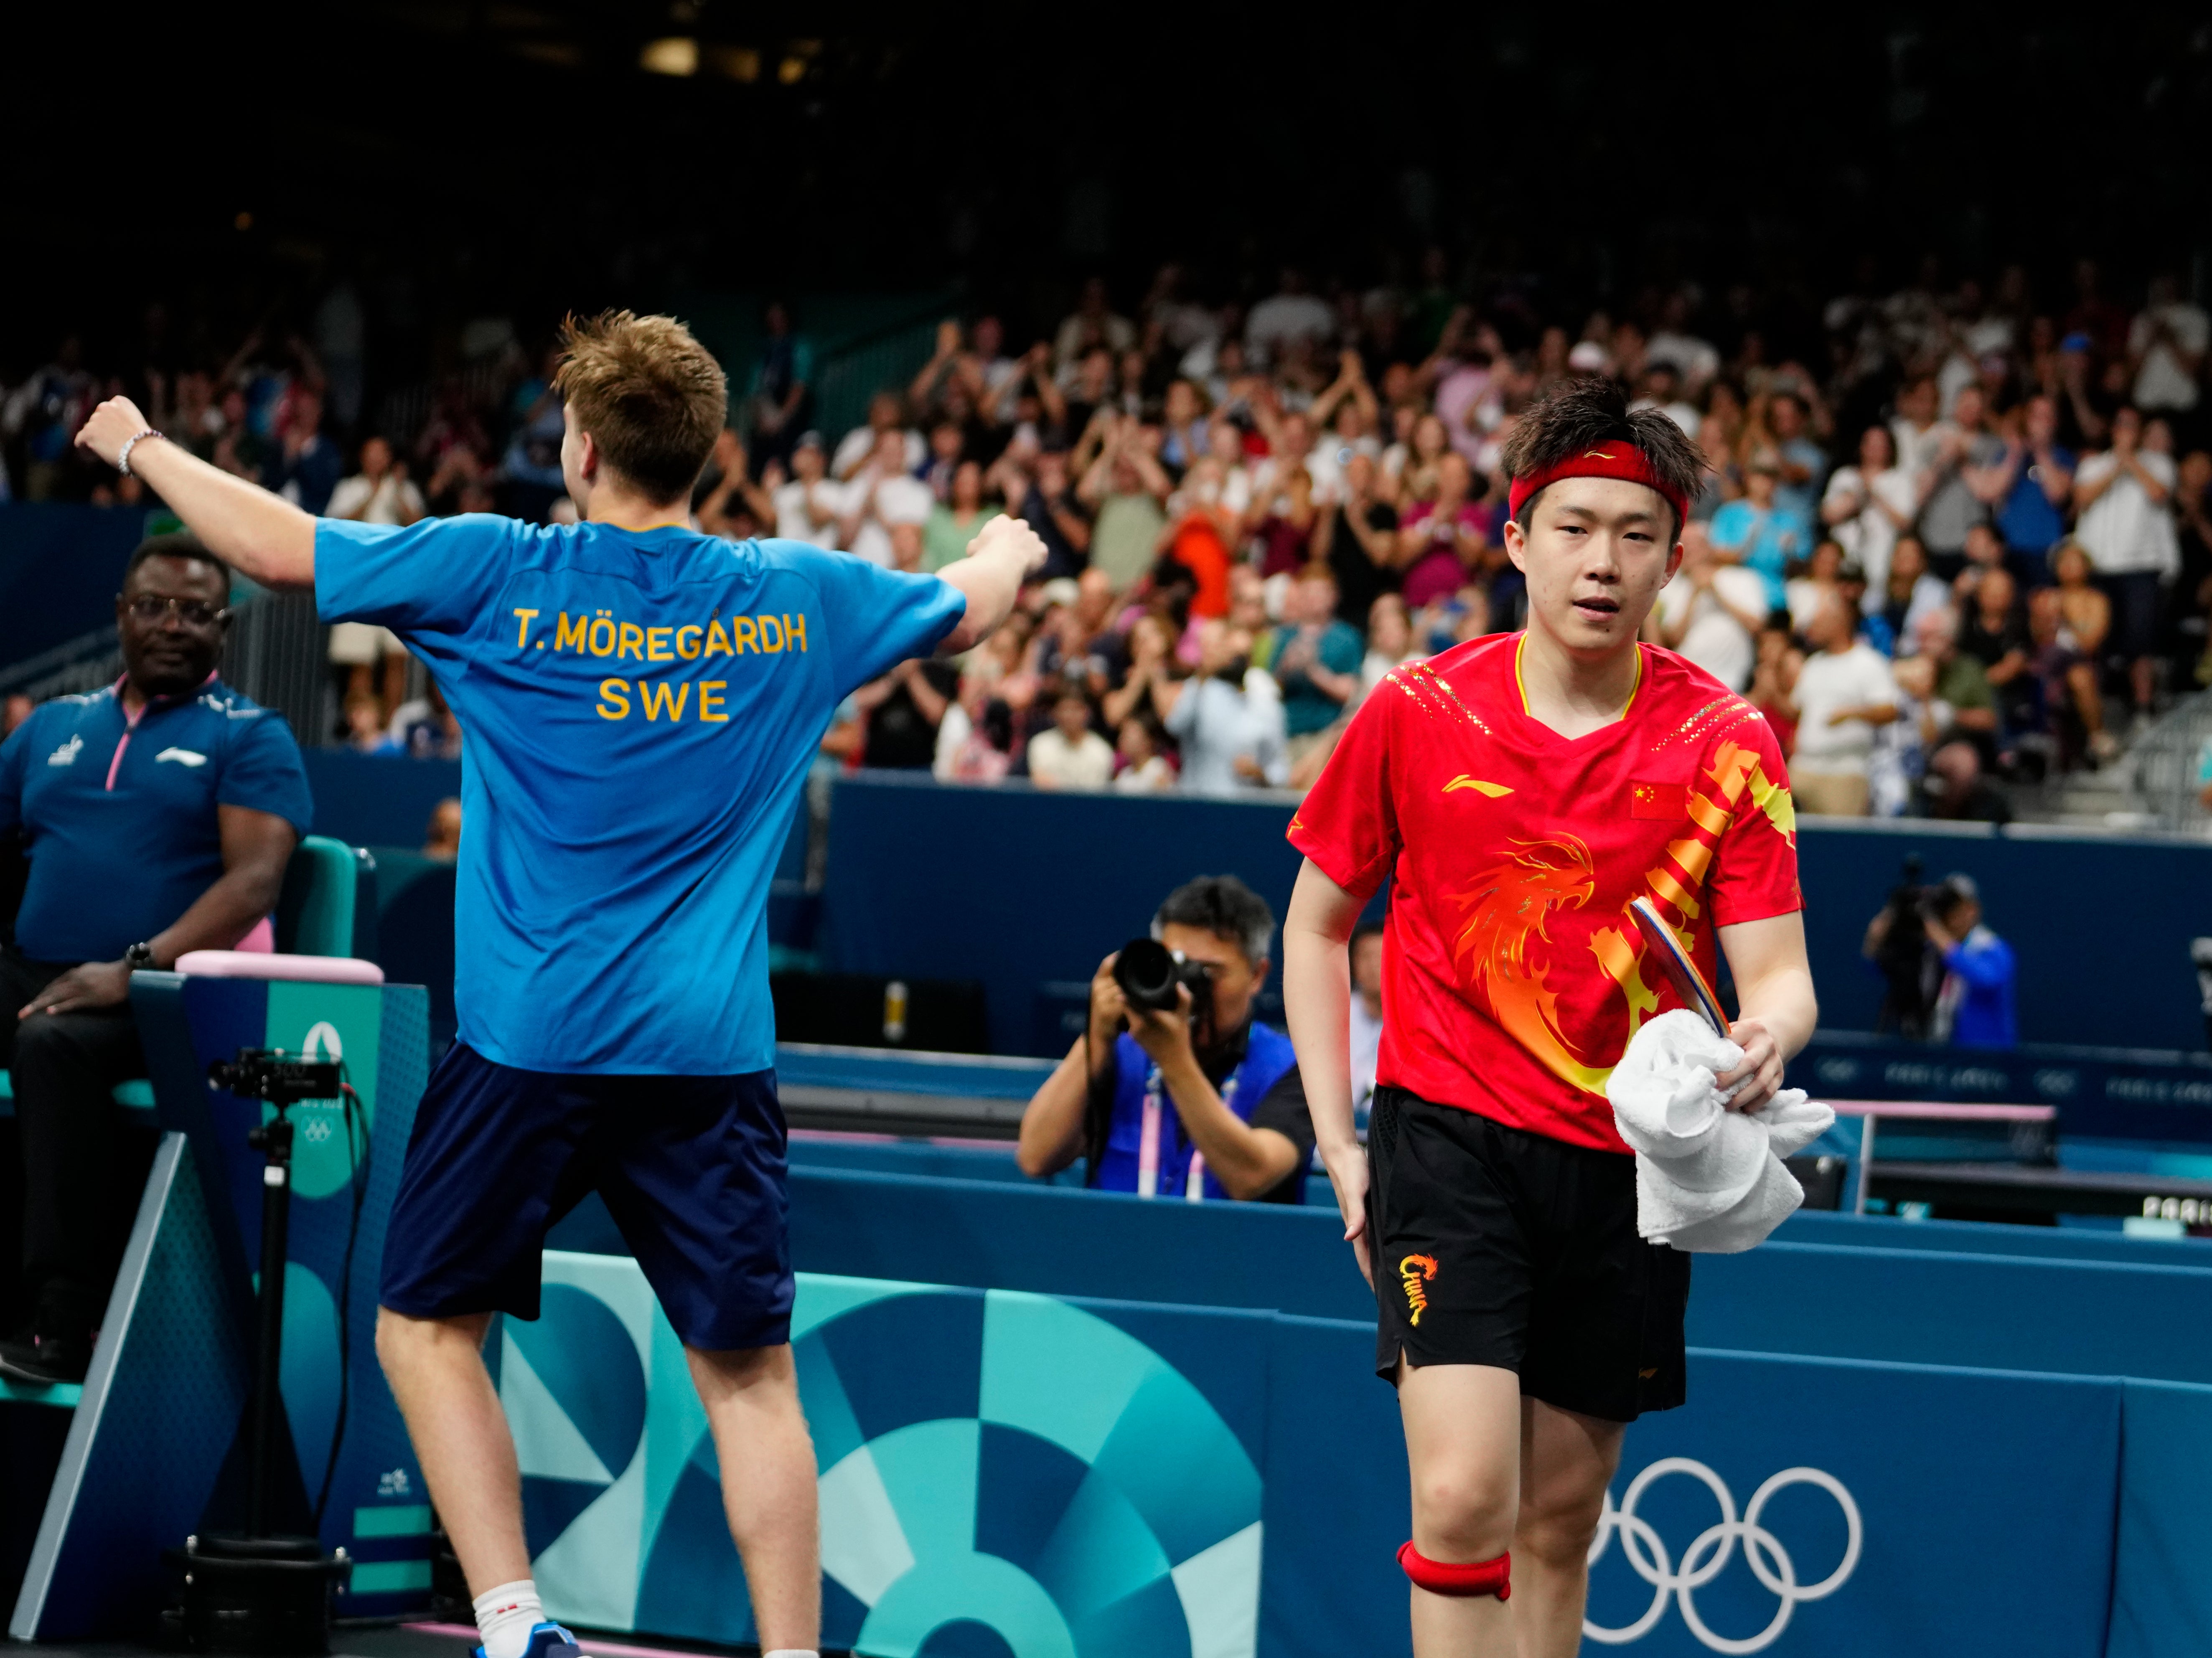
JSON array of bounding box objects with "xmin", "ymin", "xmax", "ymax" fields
[{"xmin": 1583, "ymin": 1457, "xmax": 1862, "ymax": 1654}]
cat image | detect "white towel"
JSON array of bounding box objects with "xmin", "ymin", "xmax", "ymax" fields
[{"xmin": 1606, "ymin": 1009, "xmax": 1835, "ymax": 1254}]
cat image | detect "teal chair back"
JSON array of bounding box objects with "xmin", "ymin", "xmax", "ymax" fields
[{"xmin": 275, "ymin": 835, "xmax": 378, "ymax": 960}]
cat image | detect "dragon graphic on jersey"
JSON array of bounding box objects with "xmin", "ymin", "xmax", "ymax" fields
[{"xmin": 1449, "ymin": 836, "xmax": 1613, "ymax": 1094}]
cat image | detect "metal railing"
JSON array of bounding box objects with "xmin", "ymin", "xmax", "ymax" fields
[
  {"xmin": 2124, "ymin": 688, "xmax": 2212, "ymax": 831},
  {"xmin": 798, "ymin": 311, "xmax": 949, "ymax": 447},
  {"xmin": 0, "ymin": 623, "xmax": 124, "ymax": 702},
  {"xmin": 221, "ymin": 588, "xmax": 335, "ymax": 743}
]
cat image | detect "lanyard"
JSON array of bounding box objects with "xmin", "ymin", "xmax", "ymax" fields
[{"xmin": 1137, "ymin": 1064, "xmax": 1238, "ymax": 1201}]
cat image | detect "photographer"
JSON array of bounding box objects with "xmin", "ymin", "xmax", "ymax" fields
[{"xmin": 1017, "ymin": 875, "xmax": 1312, "ymax": 1202}]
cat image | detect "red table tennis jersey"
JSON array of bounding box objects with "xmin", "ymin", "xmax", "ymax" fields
[{"xmin": 1290, "ymin": 634, "xmax": 1803, "ymax": 1152}]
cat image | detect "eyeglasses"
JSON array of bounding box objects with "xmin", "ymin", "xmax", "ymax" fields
[{"xmin": 122, "ymin": 595, "xmax": 229, "ymax": 629}]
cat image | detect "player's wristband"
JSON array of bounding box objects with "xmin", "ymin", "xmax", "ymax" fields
[{"xmin": 117, "ymin": 428, "xmax": 164, "ymax": 477}]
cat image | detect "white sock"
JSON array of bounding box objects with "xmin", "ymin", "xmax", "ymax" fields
[{"xmin": 473, "ymin": 1579, "xmax": 545, "ymax": 1658}]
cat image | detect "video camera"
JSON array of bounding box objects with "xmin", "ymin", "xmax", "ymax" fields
[
  {"xmin": 208, "ymin": 1051, "xmax": 341, "ymax": 1107},
  {"xmin": 1114, "ymin": 937, "xmax": 1217, "ymax": 1033}
]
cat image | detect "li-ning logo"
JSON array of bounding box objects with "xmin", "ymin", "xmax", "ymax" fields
[
  {"xmin": 46, "ymin": 735, "xmax": 82, "ymax": 767},
  {"xmin": 1583, "ymin": 449, "xmax": 1617, "ymax": 460},
  {"xmin": 1398, "ymin": 1254, "xmax": 1438, "ymax": 1325},
  {"xmin": 1584, "ymin": 1457, "xmax": 1862, "ymax": 1652}
]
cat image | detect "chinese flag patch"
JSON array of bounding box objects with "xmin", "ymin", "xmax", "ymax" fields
[{"xmin": 1630, "ymin": 781, "xmax": 1687, "ymax": 819}]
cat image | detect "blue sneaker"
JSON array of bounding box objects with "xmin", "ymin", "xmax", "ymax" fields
[{"xmin": 475, "ymin": 1623, "xmax": 583, "ymax": 1658}]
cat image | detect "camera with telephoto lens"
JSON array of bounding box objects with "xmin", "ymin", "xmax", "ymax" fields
[{"xmin": 1114, "ymin": 937, "xmax": 1216, "ymax": 1028}]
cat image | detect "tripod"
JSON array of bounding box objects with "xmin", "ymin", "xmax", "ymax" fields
[{"xmin": 168, "ymin": 1050, "xmax": 354, "ymax": 1654}]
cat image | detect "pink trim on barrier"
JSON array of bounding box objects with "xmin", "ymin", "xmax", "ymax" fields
[
  {"xmin": 173, "ymin": 950, "xmax": 384, "ymax": 985},
  {"xmin": 1824, "ymin": 1100, "xmax": 2055, "ymax": 1122},
  {"xmin": 235, "ymin": 917, "xmax": 276, "ymax": 954}
]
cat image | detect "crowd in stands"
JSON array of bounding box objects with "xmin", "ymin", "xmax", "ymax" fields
[{"xmin": 8, "ymin": 256, "xmax": 2212, "ymax": 814}]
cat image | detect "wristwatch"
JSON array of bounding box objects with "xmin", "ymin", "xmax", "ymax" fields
[{"xmin": 123, "ymin": 942, "xmax": 156, "ymax": 972}]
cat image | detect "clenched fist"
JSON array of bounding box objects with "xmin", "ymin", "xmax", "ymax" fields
[
  {"xmin": 75, "ymin": 396, "xmax": 158, "ymax": 470},
  {"xmin": 968, "ymin": 514, "xmax": 1050, "ymax": 576}
]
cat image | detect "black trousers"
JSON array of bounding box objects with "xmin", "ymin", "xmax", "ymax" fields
[{"xmin": 0, "ymin": 947, "xmax": 153, "ymax": 1338}]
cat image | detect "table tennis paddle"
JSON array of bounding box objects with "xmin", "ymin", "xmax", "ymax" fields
[{"xmin": 1629, "ymin": 896, "xmax": 1730, "ymax": 1038}]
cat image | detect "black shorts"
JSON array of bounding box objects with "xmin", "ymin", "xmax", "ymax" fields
[
  {"xmin": 1365, "ymin": 1087, "xmax": 1690, "ymax": 1422},
  {"xmin": 379, "ymin": 1043, "xmax": 793, "ymax": 1350}
]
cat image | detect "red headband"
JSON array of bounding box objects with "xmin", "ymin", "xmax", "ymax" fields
[{"xmin": 1507, "ymin": 445, "xmax": 1689, "ymax": 538}]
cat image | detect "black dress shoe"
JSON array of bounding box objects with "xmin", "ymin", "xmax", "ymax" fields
[{"xmin": 0, "ymin": 1329, "xmax": 92, "ymax": 1385}]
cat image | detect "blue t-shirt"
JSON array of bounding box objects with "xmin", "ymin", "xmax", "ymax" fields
[
  {"xmin": 1995, "ymin": 447, "xmax": 2075, "ymax": 557},
  {"xmin": 316, "ymin": 518, "xmax": 963, "ymax": 1074},
  {"xmin": 1939, "ymin": 926, "xmax": 2017, "ymax": 1049},
  {"xmin": 1709, "ymin": 500, "xmax": 1808, "ymax": 612},
  {"xmin": 0, "ymin": 679, "xmax": 313, "ymax": 963},
  {"xmin": 1271, "ymin": 621, "xmax": 1366, "ymax": 737}
]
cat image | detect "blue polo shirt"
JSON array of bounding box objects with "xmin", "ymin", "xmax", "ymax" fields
[
  {"xmin": 0, "ymin": 680, "xmax": 313, "ymax": 964},
  {"xmin": 315, "ymin": 516, "xmax": 965, "ymax": 1075}
]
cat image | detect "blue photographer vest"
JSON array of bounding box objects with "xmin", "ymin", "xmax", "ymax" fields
[{"xmin": 1092, "ymin": 1022, "xmax": 1300, "ymax": 1203}]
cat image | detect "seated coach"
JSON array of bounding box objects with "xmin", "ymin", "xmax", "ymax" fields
[
  {"xmin": 1019, "ymin": 874, "xmax": 1313, "ymax": 1202},
  {"xmin": 0, "ymin": 533, "xmax": 311, "ymax": 1384}
]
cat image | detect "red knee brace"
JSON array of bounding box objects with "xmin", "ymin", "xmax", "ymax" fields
[{"xmin": 1398, "ymin": 1541, "xmax": 1510, "ymax": 1600}]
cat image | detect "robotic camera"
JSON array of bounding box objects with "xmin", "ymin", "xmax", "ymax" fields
[{"xmin": 208, "ymin": 1050, "xmax": 341, "ymax": 1109}]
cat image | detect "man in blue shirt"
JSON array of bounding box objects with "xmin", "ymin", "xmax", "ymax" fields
[
  {"xmin": 0, "ymin": 533, "xmax": 310, "ymax": 1383},
  {"xmin": 1015, "ymin": 876, "xmax": 1314, "ymax": 1202},
  {"xmin": 78, "ymin": 312, "xmax": 1045, "ymax": 1658},
  {"xmin": 1925, "ymin": 873, "xmax": 2018, "ymax": 1048}
]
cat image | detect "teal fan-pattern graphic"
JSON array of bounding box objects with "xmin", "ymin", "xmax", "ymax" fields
[{"xmin": 502, "ymin": 1254, "xmax": 1264, "ymax": 1658}]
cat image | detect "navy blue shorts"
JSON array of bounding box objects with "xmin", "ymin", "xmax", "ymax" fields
[{"xmin": 379, "ymin": 1044, "xmax": 792, "ymax": 1349}]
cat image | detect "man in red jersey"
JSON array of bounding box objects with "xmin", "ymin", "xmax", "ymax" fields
[{"xmin": 1281, "ymin": 376, "xmax": 1818, "ymax": 1658}]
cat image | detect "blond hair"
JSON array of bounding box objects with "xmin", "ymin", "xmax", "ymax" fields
[{"xmin": 552, "ymin": 310, "xmax": 727, "ymax": 505}]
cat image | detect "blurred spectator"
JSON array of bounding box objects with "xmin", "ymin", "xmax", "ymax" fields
[
  {"xmin": 1915, "ymin": 606, "xmax": 2001, "ymax": 761},
  {"xmin": 3, "ymin": 695, "xmax": 35, "ymax": 736},
  {"xmin": 1054, "ymin": 277, "xmax": 1137, "ymax": 370},
  {"xmin": 1164, "ymin": 622, "xmax": 1289, "ymax": 793},
  {"xmin": 696, "ymin": 432, "xmax": 775, "ymax": 540},
  {"xmin": 838, "ymin": 427, "xmax": 935, "ymax": 567},
  {"xmin": 1397, "ymin": 451, "xmax": 1488, "ymax": 608},
  {"xmin": 1786, "ymin": 539, "xmax": 1847, "ymax": 635},
  {"xmin": 1822, "ymin": 425, "xmax": 1920, "ymax": 600},
  {"xmin": 924, "ymin": 460, "xmax": 1003, "ymax": 573},
  {"xmin": 1790, "ymin": 593, "xmax": 1899, "ymax": 816},
  {"xmin": 1710, "ymin": 453, "xmax": 1807, "ymax": 611},
  {"xmin": 1748, "ymin": 616, "xmax": 1803, "ymax": 753},
  {"xmin": 1027, "ymin": 686, "xmax": 1115, "ymax": 790},
  {"xmin": 771, "ymin": 433, "xmax": 841, "ymax": 547},
  {"xmin": 1923, "ymin": 873, "xmax": 2017, "ymax": 1046},
  {"xmin": 2073, "ymin": 407, "xmax": 2179, "ymax": 726},
  {"xmin": 1873, "ymin": 535, "xmax": 1950, "ymax": 657},
  {"xmin": 328, "ymin": 436, "xmax": 425, "ymax": 528},
  {"xmin": 744, "ymin": 300, "xmax": 814, "ymax": 469},
  {"xmin": 266, "ymin": 385, "xmax": 342, "ymax": 513},
  {"xmin": 1247, "ymin": 269, "xmax": 1335, "ymax": 369},
  {"xmin": 1016, "ymin": 874, "xmax": 1311, "ymax": 1203},
  {"xmin": 1959, "ymin": 566, "xmax": 2034, "ymax": 740},
  {"xmin": 2171, "ymin": 450, "xmax": 2212, "ymax": 689},
  {"xmin": 1991, "ymin": 395, "xmax": 2075, "ymax": 569},
  {"xmin": 1924, "ymin": 735, "xmax": 2015, "ymax": 823},
  {"xmin": 1765, "ymin": 391, "xmax": 1828, "ymax": 522},
  {"xmin": 1871, "ymin": 651, "xmax": 1944, "ymax": 817},
  {"xmin": 1655, "ymin": 525, "xmax": 1767, "ymax": 691},
  {"xmin": 1915, "ymin": 384, "xmax": 2010, "ymax": 580},
  {"xmin": 2128, "ymin": 273, "xmax": 2207, "ymax": 436},
  {"xmin": 390, "ymin": 679, "xmax": 463, "ymax": 760},
  {"xmin": 999, "ymin": 449, "xmax": 1093, "ymax": 583},
  {"xmin": 1312, "ymin": 451, "xmax": 1401, "ymax": 632},
  {"xmin": 831, "ymin": 390, "xmax": 920, "ymax": 480},
  {"xmin": 1075, "ymin": 413, "xmax": 1171, "ymax": 590},
  {"xmin": 852, "ymin": 656, "xmax": 956, "ymax": 769},
  {"xmin": 1269, "ymin": 566, "xmax": 1364, "ymax": 762},
  {"xmin": 423, "ymin": 797, "xmax": 462, "ymax": 861},
  {"xmin": 1359, "ymin": 592, "xmax": 1424, "ymax": 697},
  {"xmin": 344, "ymin": 695, "xmax": 400, "ymax": 754},
  {"xmin": 2038, "ymin": 541, "xmax": 2118, "ymax": 762},
  {"xmin": 1112, "ymin": 714, "xmax": 1174, "ymax": 792}
]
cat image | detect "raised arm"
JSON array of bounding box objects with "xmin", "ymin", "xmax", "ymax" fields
[
  {"xmin": 77, "ymin": 396, "xmax": 315, "ymax": 589},
  {"xmin": 1283, "ymin": 858, "xmax": 1373, "ymax": 1282},
  {"xmin": 934, "ymin": 515, "xmax": 1049, "ymax": 654}
]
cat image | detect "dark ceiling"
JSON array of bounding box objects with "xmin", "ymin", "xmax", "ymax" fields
[{"xmin": 5, "ymin": 5, "xmax": 2209, "ymax": 368}]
